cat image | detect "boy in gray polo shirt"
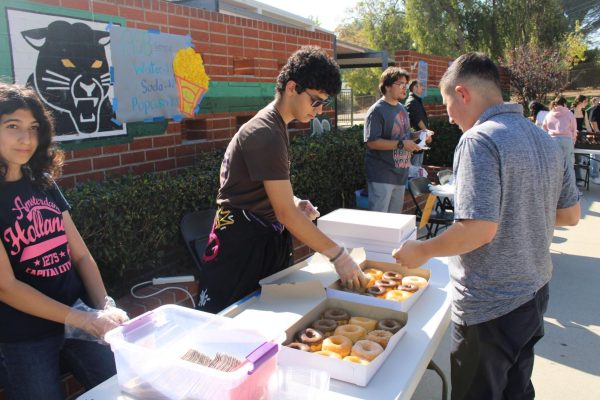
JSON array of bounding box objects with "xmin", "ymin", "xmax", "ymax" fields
[{"xmin": 393, "ymin": 53, "xmax": 580, "ymax": 399}]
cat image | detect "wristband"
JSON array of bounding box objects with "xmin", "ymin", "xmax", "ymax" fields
[
  {"xmin": 329, "ymin": 247, "xmax": 345, "ymax": 263},
  {"xmin": 397, "ymin": 140, "xmax": 404, "ymax": 149}
]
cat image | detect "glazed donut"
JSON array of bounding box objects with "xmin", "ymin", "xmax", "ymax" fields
[
  {"xmin": 334, "ymin": 324, "xmax": 367, "ymax": 343},
  {"xmin": 322, "ymin": 308, "xmax": 350, "ymax": 326},
  {"xmin": 364, "ymin": 268, "xmax": 383, "ymax": 282},
  {"xmin": 366, "ymin": 330, "xmax": 393, "ymax": 349},
  {"xmin": 287, "ymin": 342, "xmax": 310, "ymax": 352},
  {"xmin": 376, "ymin": 319, "xmax": 403, "ymax": 334},
  {"xmin": 297, "ymin": 328, "xmax": 324, "ymax": 352},
  {"xmin": 312, "ymin": 319, "xmax": 337, "ymax": 337},
  {"xmin": 402, "ymin": 275, "xmax": 428, "ymax": 289},
  {"xmin": 322, "ymin": 335, "xmax": 352, "ymax": 357},
  {"xmin": 374, "ymin": 279, "xmax": 397, "ymax": 292},
  {"xmin": 366, "ymin": 286, "xmax": 386, "ymax": 297},
  {"xmin": 398, "ymin": 283, "xmax": 419, "ymax": 293},
  {"xmin": 314, "ymin": 350, "xmax": 342, "ymax": 359},
  {"xmin": 351, "ymin": 340, "xmax": 384, "ymax": 361},
  {"xmin": 343, "ymin": 355, "xmax": 370, "ymax": 365},
  {"xmin": 382, "ymin": 271, "xmax": 403, "ymax": 282},
  {"xmin": 385, "ymin": 289, "xmax": 413, "ymax": 302},
  {"xmin": 349, "ymin": 316, "xmax": 377, "ymax": 332}
]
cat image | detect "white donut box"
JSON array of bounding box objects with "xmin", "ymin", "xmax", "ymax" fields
[
  {"xmin": 317, "ymin": 208, "xmax": 417, "ymax": 256},
  {"xmin": 260, "ymin": 249, "xmax": 430, "ymax": 313},
  {"xmin": 227, "ymin": 279, "xmax": 408, "ymax": 387}
]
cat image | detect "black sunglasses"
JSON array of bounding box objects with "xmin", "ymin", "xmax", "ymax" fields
[{"xmin": 295, "ymin": 83, "xmax": 332, "ymax": 108}]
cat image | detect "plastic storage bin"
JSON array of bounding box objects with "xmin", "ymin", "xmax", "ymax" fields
[{"xmin": 105, "ymin": 304, "xmax": 278, "ymax": 400}]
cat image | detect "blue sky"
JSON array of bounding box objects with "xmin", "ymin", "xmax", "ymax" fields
[{"xmin": 257, "ymin": 0, "xmax": 359, "ymax": 32}]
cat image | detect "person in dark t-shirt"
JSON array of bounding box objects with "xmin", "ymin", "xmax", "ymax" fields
[
  {"xmin": 0, "ymin": 84, "xmax": 127, "ymax": 399},
  {"xmin": 198, "ymin": 46, "xmax": 369, "ymax": 313}
]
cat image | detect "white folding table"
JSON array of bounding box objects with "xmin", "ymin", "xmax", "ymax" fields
[{"xmin": 77, "ymin": 254, "xmax": 451, "ymax": 400}]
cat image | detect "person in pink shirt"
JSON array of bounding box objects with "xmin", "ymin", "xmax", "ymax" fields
[{"xmin": 542, "ymin": 96, "xmax": 577, "ymax": 164}]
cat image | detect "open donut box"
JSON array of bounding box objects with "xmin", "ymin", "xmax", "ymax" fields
[
  {"xmin": 225, "ymin": 279, "xmax": 408, "ymax": 387},
  {"xmin": 260, "ymin": 248, "xmax": 431, "ymax": 313}
]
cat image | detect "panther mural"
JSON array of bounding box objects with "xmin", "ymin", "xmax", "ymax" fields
[{"xmin": 21, "ymin": 20, "xmax": 120, "ymax": 136}]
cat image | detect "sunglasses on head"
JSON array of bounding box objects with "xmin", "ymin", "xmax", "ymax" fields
[{"xmin": 295, "ymin": 83, "xmax": 332, "ymax": 108}]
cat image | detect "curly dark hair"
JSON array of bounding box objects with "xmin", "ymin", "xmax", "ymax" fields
[
  {"xmin": 0, "ymin": 83, "xmax": 63, "ymax": 187},
  {"xmin": 379, "ymin": 67, "xmax": 410, "ymax": 95},
  {"xmin": 275, "ymin": 46, "xmax": 342, "ymax": 97}
]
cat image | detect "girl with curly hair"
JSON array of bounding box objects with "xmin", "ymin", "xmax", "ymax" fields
[{"xmin": 0, "ymin": 83, "xmax": 127, "ymax": 400}]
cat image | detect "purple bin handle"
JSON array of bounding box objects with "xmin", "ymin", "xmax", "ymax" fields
[
  {"xmin": 246, "ymin": 342, "xmax": 278, "ymax": 375},
  {"xmin": 121, "ymin": 310, "xmax": 155, "ymax": 335}
]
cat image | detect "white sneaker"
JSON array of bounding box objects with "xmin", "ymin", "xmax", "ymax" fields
[{"xmin": 592, "ymin": 177, "xmax": 600, "ymax": 185}]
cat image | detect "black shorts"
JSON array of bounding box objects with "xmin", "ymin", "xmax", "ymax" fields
[{"xmin": 196, "ymin": 207, "xmax": 292, "ymax": 313}]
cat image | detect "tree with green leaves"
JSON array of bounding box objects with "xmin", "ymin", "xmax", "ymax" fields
[
  {"xmin": 403, "ymin": 0, "xmax": 569, "ymax": 60},
  {"xmin": 337, "ymin": 0, "xmax": 411, "ymax": 55}
]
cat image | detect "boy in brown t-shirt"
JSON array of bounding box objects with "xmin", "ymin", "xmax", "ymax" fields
[{"xmin": 197, "ymin": 46, "xmax": 369, "ymax": 313}]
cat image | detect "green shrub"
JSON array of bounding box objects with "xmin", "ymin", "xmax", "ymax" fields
[
  {"xmin": 64, "ymin": 129, "xmax": 367, "ymax": 295},
  {"xmin": 423, "ymin": 117, "xmax": 462, "ymax": 167},
  {"xmin": 64, "ymin": 123, "xmax": 459, "ymax": 295}
]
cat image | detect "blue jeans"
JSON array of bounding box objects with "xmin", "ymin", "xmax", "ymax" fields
[
  {"xmin": 367, "ymin": 181, "xmax": 406, "ymax": 213},
  {"xmin": 0, "ymin": 334, "xmax": 116, "ymax": 400}
]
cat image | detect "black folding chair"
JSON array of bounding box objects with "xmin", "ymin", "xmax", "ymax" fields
[
  {"xmin": 408, "ymin": 177, "xmax": 454, "ymax": 239},
  {"xmin": 180, "ymin": 209, "xmax": 216, "ymax": 272}
]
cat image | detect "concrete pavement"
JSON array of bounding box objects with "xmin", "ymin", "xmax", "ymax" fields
[{"xmin": 411, "ymin": 181, "xmax": 600, "ymax": 399}]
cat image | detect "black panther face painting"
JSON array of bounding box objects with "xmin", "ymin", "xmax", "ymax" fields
[{"xmin": 22, "ymin": 21, "xmax": 120, "ymax": 136}]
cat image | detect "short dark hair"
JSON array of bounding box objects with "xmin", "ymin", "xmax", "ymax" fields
[
  {"xmin": 439, "ymin": 52, "xmax": 501, "ymax": 92},
  {"xmin": 276, "ymin": 46, "xmax": 342, "ymax": 97},
  {"xmin": 0, "ymin": 83, "xmax": 63, "ymax": 187},
  {"xmin": 379, "ymin": 67, "xmax": 410, "ymax": 95},
  {"xmin": 408, "ymin": 79, "xmax": 420, "ymax": 92}
]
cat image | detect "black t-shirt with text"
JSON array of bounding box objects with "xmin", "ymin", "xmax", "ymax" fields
[{"xmin": 0, "ymin": 178, "xmax": 84, "ymax": 342}]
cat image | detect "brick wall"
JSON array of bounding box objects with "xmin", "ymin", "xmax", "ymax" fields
[{"xmin": 16, "ymin": 0, "xmax": 335, "ymax": 187}]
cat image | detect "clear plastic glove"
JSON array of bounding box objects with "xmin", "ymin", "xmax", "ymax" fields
[
  {"xmin": 100, "ymin": 296, "xmax": 129, "ymax": 324},
  {"xmin": 297, "ymin": 199, "xmax": 320, "ymax": 221},
  {"xmin": 65, "ymin": 297, "xmax": 129, "ymax": 341},
  {"xmin": 65, "ymin": 308, "xmax": 120, "ymax": 340},
  {"xmin": 323, "ymin": 246, "xmax": 369, "ymax": 290}
]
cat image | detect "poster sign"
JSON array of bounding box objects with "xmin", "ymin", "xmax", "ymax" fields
[
  {"xmin": 110, "ymin": 26, "xmax": 190, "ymax": 122},
  {"xmin": 417, "ymin": 60, "xmax": 428, "ymax": 98},
  {"xmin": 6, "ymin": 8, "xmax": 125, "ymax": 141}
]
